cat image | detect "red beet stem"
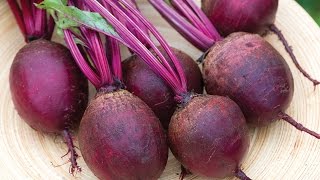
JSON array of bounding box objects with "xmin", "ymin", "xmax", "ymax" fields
[
  {"xmin": 103, "ymin": 0, "xmax": 182, "ymax": 85},
  {"xmin": 64, "ymin": 30, "xmax": 101, "ymax": 87},
  {"xmin": 111, "ymin": 0, "xmax": 150, "ymax": 49},
  {"xmin": 62, "ymin": 130, "xmax": 81, "ymax": 175},
  {"xmin": 279, "ymin": 112, "xmax": 320, "ymax": 139},
  {"xmin": 179, "ymin": 165, "xmax": 191, "ymax": 180},
  {"xmin": 269, "ymin": 24, "xmax": 320, "ymax": 87},
  {"xmin": 149, "ymin": 0, "xmax": 214, "ymax": 51},
  {"xmin": 172, "ymin": 0, "xmax": 221, "ymax": 40},
  {"xmin": 6, "ymin": 0, "xmax": 55, "ymax": 42},
  {"xmin": 107, "ymin": 37, "xmax": 123, "ymax": 81},
  {"xmin": 115, "ymin": 0, "xmax": 187, "ymax": 91},
  {"xmin": 6, "ymin": 0, "xmax": 27, "ymax": 41},
  {"xmin": 235, "ymin": 169, "xmax": 251, "ymax": 180},
  {"xmin": 85, "ymin": 0, "xmax": 188, "ymax": 101}
]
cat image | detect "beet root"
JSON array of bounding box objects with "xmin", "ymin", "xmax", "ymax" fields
[
  {"xmin": 9, "ymin": 39, "xmax": 88, "ymax": 173},
  {"xmin": 122, "ymin": 47, "xmax": 203, "ymax": 129},
  {"xmin": 204, "ymin": 32, "xmax": 293, "ymax": 126},
  {"xmin": 201, "ymin": 0, "xmax": 278, "ymax": 36},
  {"xmin": 9, "ymin": 39, "xmax": 88, "ymax": 133},
  {"xmin": 169, "ymin": 94, "xmax": 250, "ymax": 179},
  {"xmin": 78, "ymin": 90, "xmax": 168, "ymax": 180},
  {"xmin": 203, "ymin": 33, "xmax": 320, "ymax": 139}
]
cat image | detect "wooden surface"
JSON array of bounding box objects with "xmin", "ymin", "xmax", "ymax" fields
[{"xmin": 1, "ymin": 0, "xmax": 320, "ymax": 179}]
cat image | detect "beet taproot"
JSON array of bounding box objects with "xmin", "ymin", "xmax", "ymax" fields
[
  {"xmin": 123, "ymin": 47, "xmax": 203, "ymax": 129},
  {"xmin": 169, "ymin": 94, "xmax": 250, "ymax": 179},
  {"xmin": 78, "ymin": 89, "xmax": 168, "ymax": 180}
]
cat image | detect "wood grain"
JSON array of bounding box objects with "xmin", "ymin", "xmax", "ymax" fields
[{"xmin": 1, "ymin": 0, "xmax": 320, "ymax": 179}]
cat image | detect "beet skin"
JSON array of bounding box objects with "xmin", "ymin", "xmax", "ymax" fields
[
  {"xmin": 203, "ymin": 33, "xmax": 294, "ymax": 126},
  {"xmin": 9, "ymin": 39, "xmax": 88, "ymax": 132},
  {"xmin": 202, "ymin": 0, "xmax": 278, "ymax": 36},
  {"xmin": 123, "ymin": 47, "xmax": 203, "ymax": 129},
  {"xmin": 169, "ymin": 95, "xmax": 249, "ymax": 178},
  {"xmin": 78, "ymin": 90, "xmax": 168, "ymax": 180}
]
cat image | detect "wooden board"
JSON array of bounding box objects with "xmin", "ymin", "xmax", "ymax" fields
[{"xmin": 1, "ymin": 0, "xmax": 320, "ymax": 179}]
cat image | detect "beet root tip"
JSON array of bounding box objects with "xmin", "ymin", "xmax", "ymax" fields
[
  {"xmin": 235, "ymin": 168, "xmax": 251, "ymax": 180},
  {"xmin": 269, "ymin": 24, "xmax": 320, "ymax": 87},
  {"xmin": 62, "ymin": 130, "xmax": 81, "ymax": 175},
  {"xmin": 279, "ymin": 112, "xmax": 320, "ymax": 139},
  {"xmin": 179, "ymin": 165, "xmax": 191, "ymax": 180}
]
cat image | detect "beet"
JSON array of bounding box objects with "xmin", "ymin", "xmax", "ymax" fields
[
  {"xmin": 10, "ymin": 39, "xmax": 88, "ymax": 133},
  {"xmin": 169, "ymin": 94, "xmax": 250, "ymax": 179},
  {"xmin": 203, "ymin": 33, "xmax": 292, "ymax": 126},
  {"xmin": 9, "ymin": 39, "xmax": 88, "ymax": 173},
  {"xmin": 201, "ymin": 0, "xmax": 278, "ymax": 36},
  {"xmin": 203, "ymin": 33, "xmax": 320, "ymax": 139},
  {"xmin": 78, "ymin": 89, "xmax": 168, "ymax": 180},
  {"xmin": 123, "ymin": 47, "xmax": 203, "ymax": 129}
]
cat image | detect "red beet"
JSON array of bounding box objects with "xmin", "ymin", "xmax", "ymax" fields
[
  {"xmin": 78, "ymin": 89, "xmax": 168, "ymax": 180},
  {"xmin": 10, "ymin": 39, "xmax": 88, "ymax": 173},
  {"xmin": 201, "ymin": 0, "xmax": 319, "ymax": 85},
  {"xmin": 203, "ymin": 33, "xmax": 320, "ymax": 139},
  {"xmin": 169, "ymin": 94, "xmax": 250, "ymax": 179},
  {"xmin": 201, "ymin": 0, "xmax": 278, "ymax": 36},
  {"xmin": 10, "ymin": 39, "xmax": 88, "ymax": 133},
  {"xmin": 122, "ymin": 47, "xmax": 203, "ymax": 129},
  {"xmin": 204, "ymin": 33, "xmax": 293, "ymax": 126}
]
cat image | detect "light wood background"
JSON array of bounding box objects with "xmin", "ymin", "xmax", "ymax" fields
[{"xmin": 1, "ymin": 0, "xmax": 320, "ymax": 179}]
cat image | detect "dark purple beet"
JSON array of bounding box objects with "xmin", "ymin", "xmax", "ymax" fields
[
  {"xmin": 122, "ymin": 47, "xmax": 203, "ymax": 129},
  {"xmin": 203, "ymin": 32, "xmax": 293, "ymax": 126},
  {"xmin": 169, "ymin": 94, "xmax": 250, "ymax": 179},
  {"xmin": 78, "ymin": 89, "xmax": 168, "ymax": 180},
  {"xmin": 10, "ymin": 39, "xmax": 88, "ymax": 132},
  {"xmin": 201, "ymin": 0, "xmax": 278, "ymax": 36}
]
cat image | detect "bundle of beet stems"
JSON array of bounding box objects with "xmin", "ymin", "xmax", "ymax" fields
[
  {"xmin": 39, "ymin": 0, "xmax": 251, "ymax": 179},
  {"xmin": 7, "ymin": 0, "xmax": 89, "ymax": 174},
  {"xmin": 118, "ymin": 1, "xmax": 203, "ymax": 130}
]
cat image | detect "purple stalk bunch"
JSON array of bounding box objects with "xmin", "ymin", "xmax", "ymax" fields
[{"xmin": 7, "ymin": 0, "xmax": 54, "ymax": 42}]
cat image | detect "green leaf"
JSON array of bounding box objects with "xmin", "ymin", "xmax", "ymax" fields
[{"xmin": 36, "ymin": 0, "xmax": 119, "ymax": 37}]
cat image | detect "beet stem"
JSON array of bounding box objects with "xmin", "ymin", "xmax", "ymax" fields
[
  {"xmin": 235, "ymin": 169, "xmax": 251, "ymax": 180},
  {"xmin": 149, "ymin": 0, "xmax": 214, "ymax": 51},
  {"xmin": 179, "ymin": 165, "xmax": 192, "ymax": 180},
  {"xmin": 62, "ymin": 129, "xmax": 81, "ymax": 175},
  {"xmin": 279, "ymin": 112, "xmax": 320, "ymax": 139},
  {"xmin": 269, "ymin": 24, "xmax": 320, "ymax": 87},
  {"xmin": 118, "ymin": 0, "xmax": 188, "ymax": 91},
  {"xmin": 6, "ymin": 0, "xmax": 27, "ymax": 42}
]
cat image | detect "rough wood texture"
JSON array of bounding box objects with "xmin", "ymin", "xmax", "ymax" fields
[{"xmin": 0, "ymin": 0, "xmax": 320, "ymax": 179}]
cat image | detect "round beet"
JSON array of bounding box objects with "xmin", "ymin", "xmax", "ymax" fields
[
  {"xmin": 123, "ymin": 47, "xmax": 203, "ymax": 129},
  {"xmin": 203, "ymin": 33, "xmax": 293, "ymax": 126},
  {"xmin": 10, "ymin": 39, "xmax": 88, "ymax": 132},
  {"xmin": 78, "ymin": 90, "xmax": 168, "ymax": 180},
  {"xmin": 201, "ymin": 0, "xmax": 278, "ymax": 36},
  {"xmin": 169, "ymin": 94, "xmax": 250, "ymax": 179}
]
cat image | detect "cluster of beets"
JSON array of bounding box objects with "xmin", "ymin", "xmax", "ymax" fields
[{"xmin": 8, "ymin": 0, "xmax": 320, "ymax": 179}]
